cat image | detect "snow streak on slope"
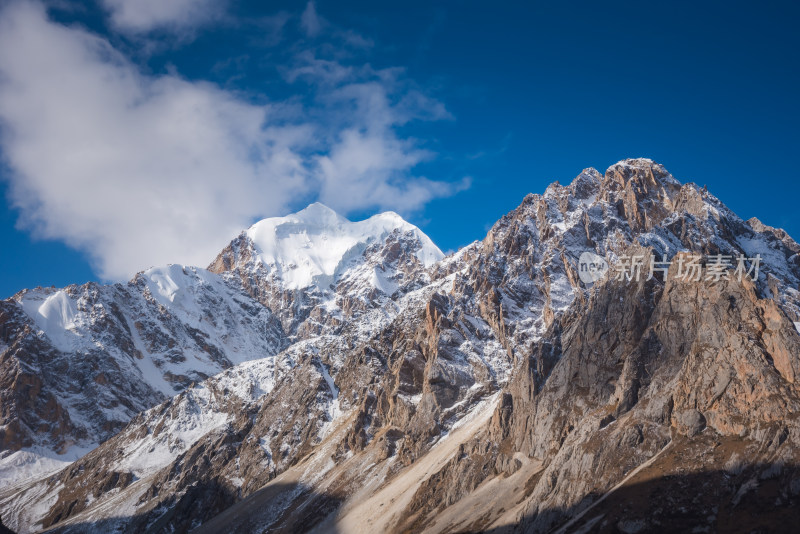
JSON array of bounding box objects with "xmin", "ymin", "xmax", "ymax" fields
[
  {"xmin": 17, "ymin": 265, "xmax": 284, "ymax": 395},
  {"xmin": 1, "ymin": 264, "xmax": 286, "ymax": 488},
  {"xmin": 0, "ymin": 446, "xmax": 93, "ymax": 491},
  {"xmin": 19, "ymin": 291, "xmax": 79, "ymax": 352},
  {"xmin": 117, "ymin": 359, "xmax": 279, "ymax": 478}
]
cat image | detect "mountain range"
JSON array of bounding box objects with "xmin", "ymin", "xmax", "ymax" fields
[{"xmin": 1, "ymin": 159, "xmax": 800, "ymax": 533}]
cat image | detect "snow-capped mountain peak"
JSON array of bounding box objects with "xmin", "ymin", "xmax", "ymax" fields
[{"xmin": 244, "ymin": 202, "xmax": 443, "ymax": 290}]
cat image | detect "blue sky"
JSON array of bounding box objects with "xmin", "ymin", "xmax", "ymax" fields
[{"xmin": 1, "ymin": 0, "xmax": 798, "ymax": 297}]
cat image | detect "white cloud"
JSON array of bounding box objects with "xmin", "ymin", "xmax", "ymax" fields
[
  {"xmin": 0, "ymin": 2, "xmax": 463, "ymax": 281},
  {"xmin": 313, "ymin": 79, "xmax": 464, "ymax": 213},
  {"xmin": 300, "ymin": 2, "xmax": 322, "ymax": 37},
  {"xmin": 101, "ymin": 0, "xmax": 225, "ymax": 34}
]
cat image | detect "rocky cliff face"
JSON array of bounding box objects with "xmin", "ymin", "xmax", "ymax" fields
[{"xmin": 2, "ymin": 159, "xmax": 800, "ymax": 534}]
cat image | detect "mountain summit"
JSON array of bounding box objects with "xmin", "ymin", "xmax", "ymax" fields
[
  {"xmin": 208, "ymin": 203, "xmax": 442, "ymax": 338},
  {"xmin": 240, "ymin": 202, "xmax": 441, "ymax": 290},
  {"xmin": 3, "ymin": 160, "xmax": 800, "ymax": 534}
]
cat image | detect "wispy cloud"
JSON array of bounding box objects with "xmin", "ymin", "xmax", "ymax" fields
[
  {"xmin": 308, "ymin": 72, "xmax": 464, "ymax": 213},
  {"xmin": 0, "ymin": 1, "xmax": 465, "ymax": 281},
  {"xmin": 100, "ymin": 0, "xmax": 227, "ymax": 34},
  {"xmin": 300, "ymin": 1, "xmax": 323, "ymax": 38}
]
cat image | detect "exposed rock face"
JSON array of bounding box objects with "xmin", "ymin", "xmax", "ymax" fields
[
  {"xmin": 207, "ymin": 202, "xmax": 443, "ymax": 339},
  {"xmin": 0, "ymin": 265, "xmax": 286, "ymax": 485},
  {"xmin": 495, "ymin": 257, "xmax": 800, "ymax": 533},
  {"xmin": 2, "ymin": 159, "xmax": 800, "ymax": 534}
]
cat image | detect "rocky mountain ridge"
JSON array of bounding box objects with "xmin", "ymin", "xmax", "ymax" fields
[
  {"xmin": 2, "ymin": 158, "xmax": 800, "ymax": 533},
  {"xmin": 0, "ymin": 206, "xmax": 439, "ymax": 491}
]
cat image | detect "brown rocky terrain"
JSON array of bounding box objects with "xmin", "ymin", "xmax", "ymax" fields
[{"xmin": 1, "ymin": 159, "xmax": 799, "ymax": 533}]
